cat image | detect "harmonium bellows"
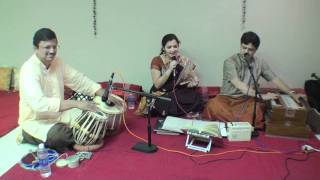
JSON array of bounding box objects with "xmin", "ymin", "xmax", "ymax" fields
[{"xmin": 266, "ymin": 95, "xmax": 311, "ymax": 139}]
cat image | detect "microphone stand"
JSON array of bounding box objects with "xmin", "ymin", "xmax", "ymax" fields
[
  {"xmin": 102, "ymin": 73, "xmax": 115, "ymax": 106},
  {"xmin": 112, "ymin": 86, "xmax": 171, "ymax": 153},
  {"xmin": 245, "ymin": 58, "xmax": 263, "ymax": 138}
]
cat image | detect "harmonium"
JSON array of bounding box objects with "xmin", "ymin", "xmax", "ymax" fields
[{"xmin": 265, "ymin": 95, "xmax": 311, "ymax": 139}]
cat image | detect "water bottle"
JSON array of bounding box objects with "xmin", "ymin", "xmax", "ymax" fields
[
  {"xmin": 127, "ymin": 93, "xmax": 136, "ymax": 110},
  {"xmin": 37, "ymin": 143, "xmax": 52, "ymax": 178}
]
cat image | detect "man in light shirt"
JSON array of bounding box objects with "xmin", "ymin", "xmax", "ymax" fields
[
  {"xmin": 18, "ymin": 28, "xmax": 122, "ymax": 152},
  {"xmin": 202, "ymin": 31, "xmax": 301, "ymax": 129}
]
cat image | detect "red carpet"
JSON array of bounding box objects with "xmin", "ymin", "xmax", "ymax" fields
[
  {"xmin": 0, "ymin": 91, "xmax": 19, "ymax": 137},
  {"xmin": 1, "ymin": 88, "xmax": 319, "ymax": 180},
  {"xmin": 2, "ymin": 109, "xmax": 320, "ymax": 180}
]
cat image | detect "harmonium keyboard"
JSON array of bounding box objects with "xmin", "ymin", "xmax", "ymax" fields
[{"xmin": 265, "ymin": 95, "xmax": 311, "ymax": 139}]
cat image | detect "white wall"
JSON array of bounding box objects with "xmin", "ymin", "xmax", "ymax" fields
[{"xmin": 0, "ymin": 0, "xmax": 319, "ymax": 90}]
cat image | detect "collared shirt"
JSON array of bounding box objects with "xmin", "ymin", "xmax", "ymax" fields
[
  {"xmin": 19, "ymin": 54, "xmax": 101, "ymax": 141},
  {"xmin": 220, "ymin": 53, "xmax": 276, "ymax": 96}
]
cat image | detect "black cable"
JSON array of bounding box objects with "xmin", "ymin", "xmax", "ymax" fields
[
  {"xmin": 187, "ymin": 144, "xmax": 317, "ymax": 180},
  {"xmin": 188, "ymin": 150, "xmax": 247, "ymax": 166},
  {"xmin": 282, "ymin": 152, "xmax": 312, "ymax": 180},
  {"xmin": 197, "ymin": 151, "xmax": 246, "ymax": 165}
]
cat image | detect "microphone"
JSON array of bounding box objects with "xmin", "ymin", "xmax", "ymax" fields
[
  {"xmin": 172, "ymin": 56, "xmax": 177, "ymax": 77},
  {"xmin": 172, "ymin": 55, "xmax": 178, "ymax": 61},
  {"xmin": 311, "ymin": 73, "xmax": 320, "ymax": 80},
  {"xmin": 102, "ymin": 72, "xmax": 115, "ymax": 106},
  {"xmin": 243, "ymin": 53, "xmax": 252, "ymax": 69}
]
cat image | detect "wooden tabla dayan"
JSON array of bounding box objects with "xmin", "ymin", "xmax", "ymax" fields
[
  {"xmin": 94, "ymin": 95, "xmax": 125, "ymax": 135},
  {"xmin": 71, "ymin": 94, "xmax": 125, "ymax": 147}
]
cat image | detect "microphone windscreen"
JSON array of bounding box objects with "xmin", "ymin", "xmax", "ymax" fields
[
  {"xmin": 244, "ymin": 54, "xmax": 250, "ymax": 61},
  {"xmin": 172, "ymin": 56, "xmax": 177, "ymax": 61}
]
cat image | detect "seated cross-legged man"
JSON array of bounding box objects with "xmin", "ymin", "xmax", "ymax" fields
[
  {"xmin": 202, "ymin": 31, "xmax": 301, "ymax": 129},
  {"xmin": 18, "ymin": 28, "xmax": 124, "ymax": 152}
]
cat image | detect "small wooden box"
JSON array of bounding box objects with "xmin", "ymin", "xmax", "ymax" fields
[{"xmin": 266, "ymin": 95, "xmax": 311, "ymax": 139}]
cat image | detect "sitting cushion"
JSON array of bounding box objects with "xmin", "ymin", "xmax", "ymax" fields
[
  {"xmin": 11, "ymin": 68, "xmax": 20, "ymax": 91},
  {"xmin": 99, "ymin": 82, "xmax": 143, "ymax": 101},
  {"xmin": 0, "ymin": 67, "xmax": 13, "ymax": 91}
]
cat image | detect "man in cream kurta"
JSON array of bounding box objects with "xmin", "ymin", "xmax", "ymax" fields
[
  {"xmin": 18, "ymin": 28, "xmax": 121, "ymax": 152},
  {"xmin": 19, "ymin": 53, "xmax": 101, "ymax": 142}
]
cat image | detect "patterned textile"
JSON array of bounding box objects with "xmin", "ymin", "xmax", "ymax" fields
[
  {"xmin": 69, "ymin": 92, "xmax": 93, "ymax": 101},
  {"xmin": 202, "ymin": 95, "xmax": 265, "ymax": 129},
  {"xmin": 0, "ymin": 67, "xmax": 13, "ymax": 91},
  {"xmin": 11, "ymin": 68, "xmax": 20, "ymax": 91}
]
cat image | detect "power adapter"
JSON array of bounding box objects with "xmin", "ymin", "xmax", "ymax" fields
[{"xmin": 301, "ymin": 145, "xmax": 320, "ymax": 153}]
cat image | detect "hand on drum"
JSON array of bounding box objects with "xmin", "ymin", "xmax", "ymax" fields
[{"xmin": 77, "ymin": 101, "xmax": 99, "ymax": 112}]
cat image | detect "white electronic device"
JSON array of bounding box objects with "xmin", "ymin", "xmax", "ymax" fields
[
  {"xmin": 227, "ymin": 122, "xmax": 253, "ymax": 141},
  {"xmin": 185, "ymin": 129, "xmax": 213, "ymax": 153}
]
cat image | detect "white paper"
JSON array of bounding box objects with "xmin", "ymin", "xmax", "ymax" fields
[{"xmin": 162, "ymin": 116, "xmax": 227, "ymax": 137}]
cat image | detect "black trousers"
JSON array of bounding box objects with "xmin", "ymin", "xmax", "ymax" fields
[
  {"xmin": 305, "ymin": 80, "xmax": 320, "ymax": 112},
  {"xmin": 22, "ymin": 123, "xmax": 75, "ymax": 153}
]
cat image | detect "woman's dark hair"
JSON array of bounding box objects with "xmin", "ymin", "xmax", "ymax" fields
[
  {"xmin": 33, "ymin": 28, "xmax": 57, "ymax": 48},
  {"xmin": 240, "ymin": 31, "xmax": 260, "ymax": 49},
  {"xmin": 160, "ymin": 33, "xmax": 180, "ymax": 55}
]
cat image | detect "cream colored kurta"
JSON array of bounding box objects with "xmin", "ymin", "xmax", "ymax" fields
[{"xmin": 18, "ymin": 54, "xmax": 101, "ymax": 142}]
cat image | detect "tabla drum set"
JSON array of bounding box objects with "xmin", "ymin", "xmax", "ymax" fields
[{"xmin": 71, "ymin": 95, "xmax": 125, "ymax": 147}]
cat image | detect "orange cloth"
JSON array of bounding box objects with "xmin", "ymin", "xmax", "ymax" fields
[{"xmin": 202, "ymin": 95, "xmax": 265, "ymax": 129}]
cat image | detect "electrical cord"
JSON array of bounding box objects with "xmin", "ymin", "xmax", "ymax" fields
[
  {"xmin": 116, "ymin": 72, "xmax": 298, "ymax": 157},
  {"xmin": 301, "ymin": 144, "xmax": 320, "ymax": 153},
  {"xmin": 189, "ymin": 150, "xmax": 247, "ymax": 165},
  {"xmin": 116, "ymin": 72, "xmax": 318, "ymax": 180},
  {"xmin": 283, "ymin": 151, "xmax": 311, "ymax": 180}
]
